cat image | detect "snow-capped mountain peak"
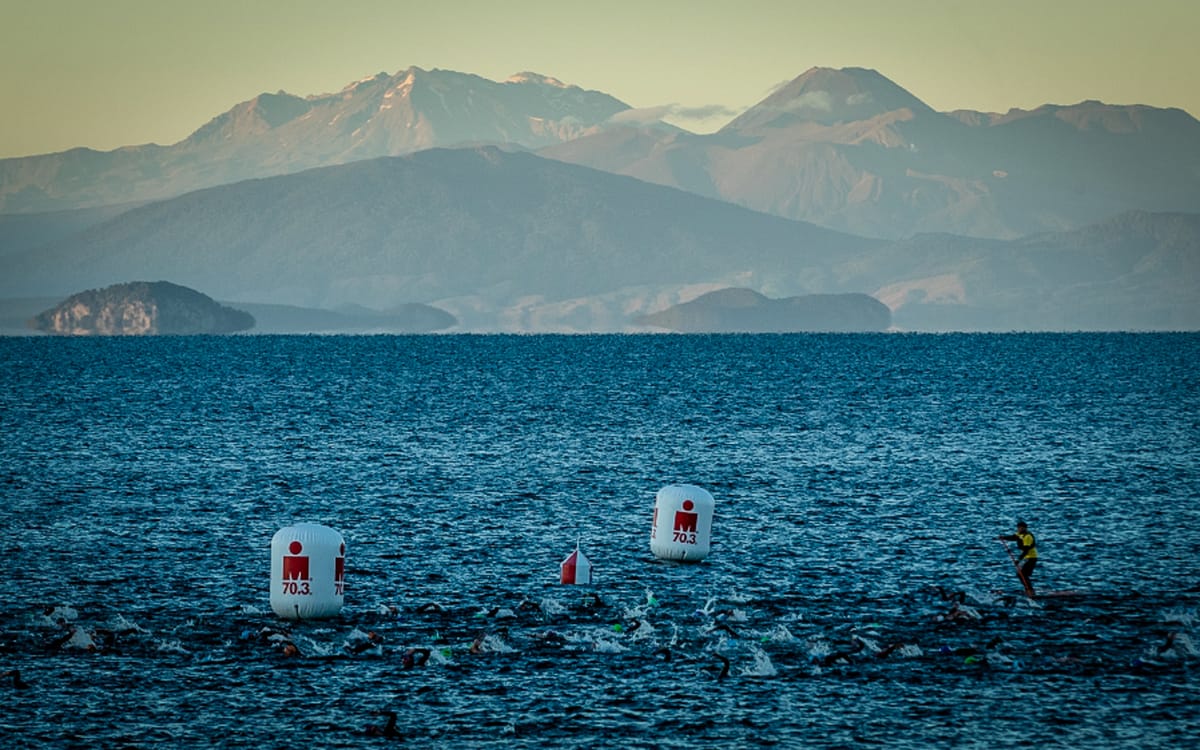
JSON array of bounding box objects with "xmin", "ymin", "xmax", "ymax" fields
[{"xmin": 506, "ymin": 72, "xmax": 568, "ymax": 88}]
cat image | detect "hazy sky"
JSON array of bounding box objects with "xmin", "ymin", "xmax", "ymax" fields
[{"xmin": 2, "ymin": 0, "xmax": 1197, "ymax": 159}]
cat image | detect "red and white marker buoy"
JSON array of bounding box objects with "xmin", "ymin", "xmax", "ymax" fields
[{"xmin": 560, "ymin": 543, "xmax": 594, "ymax": 584}]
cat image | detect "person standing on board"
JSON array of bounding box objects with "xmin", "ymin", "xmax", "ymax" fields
[{"xmin": 997, "ymin": 521, "xmax": 1038, "ymax": 595}]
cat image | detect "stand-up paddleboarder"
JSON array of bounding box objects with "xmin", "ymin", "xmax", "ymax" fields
[{"xmin": 997, "ymin": 520, "xmax": 1038, "ymax": 597}]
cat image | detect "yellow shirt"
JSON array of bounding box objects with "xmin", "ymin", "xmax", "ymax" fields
[{"xmin": 1017, "ymin": 532, "xmax": 1038, "ymax": 559}]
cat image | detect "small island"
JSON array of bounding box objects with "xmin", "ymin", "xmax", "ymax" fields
[
  {"xmin": 29, "ymin": 281, "xmax": 255, "ymax": 335},
  {"xmin": 635, "ymin": 287, "xmax": 892, "ymax": 333}
]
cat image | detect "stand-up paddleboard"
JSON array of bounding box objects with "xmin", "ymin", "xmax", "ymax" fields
[
  {"xmin": 990, "ymin": 588, "xmax": 1087, "ymax": 599},
  {"xmin": 990, "ymin": 588, "xmax": 1090, "ymax": 602},
  {"xmin": 1032, "ymin": 590, "xmax": 1087, "ymax": 599}
]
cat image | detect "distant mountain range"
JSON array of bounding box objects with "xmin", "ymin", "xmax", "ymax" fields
[
  {"xmin": 3, "ymin": 65, "xmax": 1197, "ymax": 241},
  {"xmin": 1, "ymin": 65, "xmax": 1197, "ymax": 332},
  {"xmin": 541, "ymin": 67, "xmax": 1200, "ymax": 239},
  {"xmin": 0, "ymin": 148, "xmax": 880, "ymax": 332},
  {"xmin": 3, "ymin": 147, "xmax": 1195, "ymax": 332},
  {"xmin": 0, "ymin": 68, "xmax": 627, "ymax": 214}
]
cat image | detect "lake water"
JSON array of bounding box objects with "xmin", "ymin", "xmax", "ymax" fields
[{"xmin": 1, "ymin": 333, "xmax": 1198, "ymax": 748}]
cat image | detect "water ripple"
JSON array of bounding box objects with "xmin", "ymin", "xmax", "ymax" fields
[{"xmin": 1, "ymin": 333, "xmax": 1198, "ymax": 748}]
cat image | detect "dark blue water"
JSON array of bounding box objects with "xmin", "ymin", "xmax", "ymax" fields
[{"xmin": 1, "ymin": 333, "xmax": 1198, "ymax": 748}]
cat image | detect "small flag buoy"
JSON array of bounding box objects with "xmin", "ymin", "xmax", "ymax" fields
[{"xmin": 560, "ymin": 543, "xmax": 594, "ymax": 584}]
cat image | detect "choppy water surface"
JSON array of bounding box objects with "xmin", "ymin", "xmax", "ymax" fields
[{"xmin": 1, "ymin": 333, "xmax": 1198, "ymax": 748}]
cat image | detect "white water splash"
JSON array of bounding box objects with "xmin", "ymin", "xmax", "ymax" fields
[
  {"xmin": 739, "ymin": 648, "xmax": 777, "ymax": 677},
  {"xmin": 854, "ymin": 635, "xmax": 883, "ymax": 654},
  {"xmin": 474, "ymin": 633, "xmax": 516, "ymax": 654},
  {"xmin": 105, "ymin": 613, "xmax": 145, "ymax": 634},
  {"xmin": 36, "ymin": 605, "xmax": 79, "ymax": 626},
  {"xmin": 593, "ymin": 637, "xmax": 628, "ymax": 654},
  {"xmin": 155, "ymin": 639, "xmax": 190, "ymax": 655},
  {"xmin": 805, "ymin": 637, "xmax": 833, "ymax": 661},
  {"xmin": 1162, "ymin": 609, "xmax": 1197, "ymax": 627},
  {"xmin": 627, "ymin": 619, "xmax": 657, "ymax": 643},
  {"xmin": 64, "ymin": 626, "xmax": 96, "ymax": 651}
]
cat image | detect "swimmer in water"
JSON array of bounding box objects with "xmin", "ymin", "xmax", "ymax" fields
[
  {"xmin": 46, "ymin": 624, "xmax": 97, "ymax": 652},
  {"xmin": 484, "ymin": 606, "xmax": 517, "ymax": 619},
  {"xmin": 2, "ymin": 669, "xmax": 30, "ymax": 689},
  {"xmin": 46, "ymin": 625, "xmax": 75, "ymax": 651},
  {"xmin": 874, "ymin": 642, "xmax": 907, "ymax": 659},
  {"xmin": 937, "ymin": 603, "xmax": 983, "ymax": 623},
  {"xmin": 687, "ymin": 650, "xmax": 731, "ymax": 678},
  {"xmin": 364, "ymin": 709, "xmax": 401, "ymax": 738},
  {"xmin": 714, "ymin": 653, "xmax": 730, "ymax": 679},
  {"xmin": 817, "ymin": 638, "xmax": 866, "ymax": 667},
  {"xmin": 92, "ymin": 628, "xmax": 121, "ymax": 654},
  {"xmin": 253, "ymin": 625, "xmax": 292, "ymax": 644},
  {"xmin": 531, "ymin": 630, "xmax": 567, "ymax": 647},
  {"xmin": 580, "ymin": 592, "xmax": 606, "ymax": 610},
  {"xmin": 469, "ymin": 632, "xmax": 488, "ymax": 655},
  {"xmin": 402, "ymin": 647, "xmax": 431, "ymax": 669},
  {"xmin": 1155, "ymin": 632, "xmax": 1198, "ymax": 658},
  {"xmin": 345, "ymin": 631, "xmax": 384, "ymax": 655},
  {"xmin": 929, "ymin": 586, "xmax": 967, "ymax": 604},
  {"xmin": 710, "ymin": 622, "xmax": 739, "ymax": 639}
]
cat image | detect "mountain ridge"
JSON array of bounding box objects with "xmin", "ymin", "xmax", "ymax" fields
[
  {"xmin": 721, "ymin": 66, "xmax": 935, "ymax": 132},
  {"xmin": 2, "ymin": 64, "xmax": 1197, "ymax": 332},
  {"xmin": 3, "ymin": 146, "xmax": 1194, "ymax": 332},
  {"xmin": 0, "ymin": 67, "xmax": 631, "ymax": 214},
  {"xmin": 3, "ymin": 65, "xmax": 1196, "ymax": 242},
  {"xmin": 539, "ymin": 67, "xmax": 1200, "ymax": 239},
  {"xmin": 1, "ymin": 146, "xmax": 882, "ymax": 331}
]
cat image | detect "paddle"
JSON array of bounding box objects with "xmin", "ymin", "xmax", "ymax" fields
[{"xmin": 998, "ymin": 539, "xmax": 1036, "ymax": 597}]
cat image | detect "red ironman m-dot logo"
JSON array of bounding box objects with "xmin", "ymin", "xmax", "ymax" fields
[
  {"xmin": 282, "ymin": 540, "xmax": 310, "ymax": 581},
  {"xmin": 674, "ymin": 499, "xmax": 699, "ymax": 533}
]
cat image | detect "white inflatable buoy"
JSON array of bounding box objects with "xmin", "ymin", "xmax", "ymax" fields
[
  {"xmin": 270, "ymin": 523, "xmax": 346, "ymax": 620},
  {"xmin": 560, "ymin": 543, "xmax": 594, "ymax": 584},
  {"xmin": 649, "ymin": 484, "xmax": 714, "ymax": 562}
]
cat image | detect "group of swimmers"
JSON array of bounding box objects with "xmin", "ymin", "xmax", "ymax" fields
[
  {"xmin": 6, "ymin": 578, "xmax": 1196, "ymax": 743},
  {"xmin": 10, "ymin": 582, "xmax": 1190, "ymax": 670}
]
